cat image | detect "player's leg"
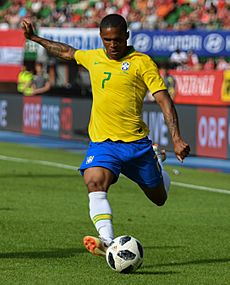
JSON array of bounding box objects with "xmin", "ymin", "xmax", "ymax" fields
[
  {"xmin": 139, "ymin": 180, "xmax": 169, "ymax": 206},
  {"xmin": 122, "ymin": 141, "xmax": 171, "ymax": 206},
  {"xmin": 153, "ymin": 144, "xmax": 171, "ymax": 200},
  {"xmin": 79, "ymin": 141, "xmax": 121, "ymax": 256},
  {"xmin": 84, "ymin": 166, "xmax": 116, "ymax": 246},
  {"xmin": 140, "ymin": 144, "xmax": 170, "ymax": 206}
]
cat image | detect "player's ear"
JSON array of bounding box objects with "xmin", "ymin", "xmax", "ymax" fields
[{"xmin": 126, "ymin": 31, "xmax": 129, "ymax": 40}]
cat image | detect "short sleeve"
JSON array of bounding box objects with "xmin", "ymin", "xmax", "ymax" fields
[
  {"xmin": 74, "ymin": 50, "xmax": 91, "ymax": 70},
  {"xmin": 139, "ymin": 55, "xmax": 167, "ymax": 95}
]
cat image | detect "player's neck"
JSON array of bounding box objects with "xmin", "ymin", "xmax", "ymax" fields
[{"xmin": 105, "ymin": 46, "xmax": 134, "ymax": 61}]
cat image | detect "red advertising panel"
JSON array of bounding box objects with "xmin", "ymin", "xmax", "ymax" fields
[
  {"xmin": 171, "ymin": 70, "xmax": 226, "ymax": 106},
  {"xmin": 0, "ymin": 30, "xmax": 25, "ymax": 82},
  {"xmin": 23, "ymin": 96, "xmax": 42, "ymax": 135},
  {"xmin": 197, "ymin": 107, "xmax": 228, "ymax": 159},
  {"xmin": 60, "ymin": 98, "xmax": 73, "ymax": 139}
]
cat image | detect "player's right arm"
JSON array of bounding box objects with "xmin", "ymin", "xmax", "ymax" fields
[
  {"xmin": 21, "ymin": 19, "xmax": 76, "ymax": 61},
  {"xmin": 154, "ymin": 90, "xmax": 190, "ymax": 162}
]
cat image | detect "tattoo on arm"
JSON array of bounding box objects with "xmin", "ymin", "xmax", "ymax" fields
[
  {"xmin": 163, "ymin": 106, "xmax": 180, "ymax": 139},
  {"xmin": 46, "ymin": 41, "xmax": 75, "ymax": 60},
  {"xmin": 34, "ymin": 36, "xmax": 76, "ymax": 61},
  {"xmin": 160, "ymin": 97, "xmax": 181, "ymax": 141}
]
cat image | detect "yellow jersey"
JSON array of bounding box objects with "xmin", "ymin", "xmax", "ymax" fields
[{"xmin": 74, "ymin": 47, "xmax": 166, "ymax": 142}]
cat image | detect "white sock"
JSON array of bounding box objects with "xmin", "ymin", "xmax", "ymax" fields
[
  {"xmin": 88, "ymin": 191, "xmax": 114, "ymax": 245},
  {"xmin": 155, "ymin": 153, "xmax": 170, "ymax": 195},
  {"xmin": 162, "ymin": 169, "xmax": 170, "ymax": 195},
  {"xmin": 158, "ymin": 159, "xmax": 163, "ymax": 169}
]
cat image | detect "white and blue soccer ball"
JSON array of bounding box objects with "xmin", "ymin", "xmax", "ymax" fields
[{"xmin": 106, "ymin": 235, "xmax": 144, "ymax": 273}]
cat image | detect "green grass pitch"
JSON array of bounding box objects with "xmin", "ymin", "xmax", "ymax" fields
[{"xmin": 0, "ymin": 142, "xmax": 229, "ymax": 285}]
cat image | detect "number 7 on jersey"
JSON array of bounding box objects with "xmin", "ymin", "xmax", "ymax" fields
[{"xmin": 102, "ymin": 72, "xmax": 111, "ymax": 89}]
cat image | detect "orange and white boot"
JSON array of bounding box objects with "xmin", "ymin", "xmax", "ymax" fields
[{"xmin": 83, "ymin": 236, "xmax": 108, "ymax": 256}]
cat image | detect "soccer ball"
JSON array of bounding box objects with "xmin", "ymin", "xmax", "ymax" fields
[{"xmin": 106, "ymin": 235, "xmax": 144, "ymax": 273}]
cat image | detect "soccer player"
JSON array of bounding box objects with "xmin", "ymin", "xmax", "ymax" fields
[{"xmin": 22, "ymin": 14, "xmax": 190, "ymax": 256}]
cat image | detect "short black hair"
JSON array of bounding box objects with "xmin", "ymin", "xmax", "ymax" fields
[{"xmin": 100, "ymin": 14, "xmax": 127, "ymax": 32}]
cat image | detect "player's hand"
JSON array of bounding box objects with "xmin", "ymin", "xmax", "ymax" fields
[
  {"xmin": 173, "ymin": 138, "xmax": 190, "ymax": 162},
  {"xmin": 21, "ymin": 19, "xmax": 35, "ymax": 40}
]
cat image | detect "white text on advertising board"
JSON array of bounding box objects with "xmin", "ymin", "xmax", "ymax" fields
[
  {"xmin": 174, "ymin": 75, "xmax": 215, "ymax": 96},
  {"xmin": 152, "ymin": 35, "xmax": 202, "ymax": 52},
  {"xmin": 41, "ymin": 104, "xmax": 60, "ymax": 131},
  {"xmin": 143, "ymin": 111, "xmax": 168, "ymax": 146},
  {"xmin": 198, "ymin": 116, "xmax": 226, "ymax": 148},
  {"xmin": 39, "ymin": 28, "xmax": 102, "ymax": 50},
  {"xmin": 23, "ymin": 103, "xmax": 40, "ymax": 128},
  {"xmin": 0, "ymin": 100, "xmax": 7, "ymax": 127}
]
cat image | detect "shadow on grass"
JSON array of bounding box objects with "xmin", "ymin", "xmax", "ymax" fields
[
  {"xmin": 139, "ymin": 257, "xmax": 230, "ymax": 275},
  {"xmin": 144, "ymin": 245, "xmax": 185, "ymax": 250},
  {"xmin": 0, "ymin": 208, "xmax": 16, "ymax": 211},
  {"xmin": 133, "ymin": 270, "xmax": 179, "ymax": 275},
  {"xmin": 144, "ymin": 257, "xmax": 230, "ymax": 267},
  {"xmin": 0, "ymin": 248, "xmax": 85, "ymax": 259}
]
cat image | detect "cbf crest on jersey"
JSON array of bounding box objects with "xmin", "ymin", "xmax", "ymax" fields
[{"xmin": 121, "ymin": 62, "xmax": 130, "ymax": 71}]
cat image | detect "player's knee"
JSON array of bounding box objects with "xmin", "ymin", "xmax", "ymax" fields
[
  {"xmin": 156, "ymin": 190, "xmax": 168, "ymax": 206},
  {"xmin": 86, "ymin": 180, "xmax": 107, "ymax": 192},
  {"xmin": 154, "ymin": 197, "xmax": 167, "ymax": 207},
  {"xmin": 140, "ymin": 184, "xmax": 167, "ymax": 206}
]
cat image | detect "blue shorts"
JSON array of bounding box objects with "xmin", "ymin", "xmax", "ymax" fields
[{"xmin": 79, "ymin": 137, "xmax": 163, "ymax": 188}]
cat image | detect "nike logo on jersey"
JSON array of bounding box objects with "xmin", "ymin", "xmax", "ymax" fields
[{"xmin": 94, "ymin": 62, "xmax": 101, "ymax": 65}]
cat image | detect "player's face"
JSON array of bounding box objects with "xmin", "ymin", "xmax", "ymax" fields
[{"xmin": 100, "ymin": 27, "xmax": 129, "ymax": 60}]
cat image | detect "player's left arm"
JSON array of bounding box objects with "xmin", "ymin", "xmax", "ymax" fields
[{"xmin": 153, "ymin": 90, "xmax": 190, "ymax": 162}]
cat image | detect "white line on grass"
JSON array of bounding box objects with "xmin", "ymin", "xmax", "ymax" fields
[
  {"xmin": 171, "ymin": 181, "xmax": 229, "ymax": 195},
  {"xmin": 0, "ymin": 155, "xmax": 77, "ymax": 171},
  {"xmin": 0, "ymin": 154, "xmax": 229, "ymax": 195}
]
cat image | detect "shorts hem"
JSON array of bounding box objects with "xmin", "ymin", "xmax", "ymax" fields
[{"xmin": 79, "ymin": 165, "xmax": 119, "ymax": 179}]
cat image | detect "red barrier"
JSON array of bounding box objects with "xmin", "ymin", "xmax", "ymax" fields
[
  {"xmin": 23, "ymin": 96, "xmax": 42, "ymax": 135},
  {"xmin": 0, "ymin": 30, "xmax": 25, "ymax": 82},
  {"xmin": 171, "ymin": 70, "xmax": 228, "ymax": 106},
  {"xmin": 196, "ymin": 107, "xmax": 228, "ymax": 158}
]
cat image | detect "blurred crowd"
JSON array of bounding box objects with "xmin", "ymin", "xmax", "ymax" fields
[
  {"xmin": 169, "ymin": 49, "xmax": 230, "ymax": 71},
  {"xmin": 17, "ymin": 62, "xmax": 51, "ymax": 96},
  {"xmin": 1, "ymin": 0, "xmax": 229, "ymax": 96},
  {"xmin": 0, "ymin": 0, "xmax": 230, "ymax": 30}
]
